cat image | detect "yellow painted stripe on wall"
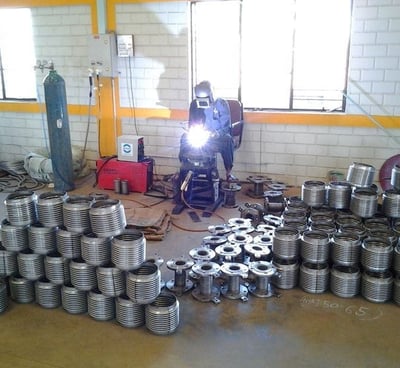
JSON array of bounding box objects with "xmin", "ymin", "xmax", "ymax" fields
[{"xmin": 0, "ymin": 0, "xmax": 98, "ymax": 33}]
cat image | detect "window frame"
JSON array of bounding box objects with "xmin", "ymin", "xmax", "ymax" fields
[{"xmin": 190, "ymin": 0, "xmax": 352, "ymax": 113}]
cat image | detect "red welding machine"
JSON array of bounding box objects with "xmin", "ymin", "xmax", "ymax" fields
[{"xmin": 96, "ymin": 157, "xmax": 153, "ymax": 193}]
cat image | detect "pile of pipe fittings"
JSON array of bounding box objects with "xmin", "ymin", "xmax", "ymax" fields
[
  {"xmin": 0, "ymin": 190, "xmax": 179, "ymax": 335},
  {"xmin": 165, "ymin": 217, "xmax": 279, "ymax": 304},
  {"xmin": 294, "ymin": 162, "xmax": 400, "ymax": 304}
]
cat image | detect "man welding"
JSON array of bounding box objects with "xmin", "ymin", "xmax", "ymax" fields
[{"xmin": 178, "ymin": 80, "xmax": 237, "ymax": 182}]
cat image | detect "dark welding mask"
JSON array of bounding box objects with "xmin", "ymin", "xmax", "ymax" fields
[{"xmin": 194, "ymin": 81, "xmax": 214, "ymax": 109}]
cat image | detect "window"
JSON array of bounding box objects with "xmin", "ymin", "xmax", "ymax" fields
[
  {"xmin": 0, "ymin": 8, "xmax": 36, "ymax": 100},
  {"xmin": 191, "ymin": 0, "xmax": 352, "ymax": 111}
]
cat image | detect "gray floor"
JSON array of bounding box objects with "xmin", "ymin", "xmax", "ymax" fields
[{"xmin": 0, "ymin": 176, "xmax": 399, "ymax": 368}]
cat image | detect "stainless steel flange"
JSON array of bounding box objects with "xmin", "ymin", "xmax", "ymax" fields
[
  {"xmin": 228, "ymin": 218, "xmax": 252, "ymax": 227},
  {"xmin": 244, "ymin": 242, "xmax": 271, "ymax": 262},
  {"xmin": 166, "ymin": 256, "xmax": 195, "ymax": 296},
  {"xmin": 220, "ymin": 262, "xmax": 249, "ymax": 301},
  {"xmin": 215, "ymin": 244, "xmax": 242, "ymax": 263},
  {"xmin": 191, "ymin": 261, "xmax": 221, "ymax": 304},
  {"xmin": 208, "ymin": 224, "xmax": 232, "ymax": 236},
  {"xmin": 256, "ymin": 224, "xmax": 275, "ymax": 236},
  {"xmin": 227, "ymin": 232, "xmax": 253, "ymax": 245},
  {"xmin": 202, "ymin": 235, "xmax": 228, "ymax": 250},
  {"xmin": 248, "ymin": 261, "xmax": 279, "ymax": 298},
  {"xmin": 231, "ymin": 224, "xmax": 255, "ymax": 234}
]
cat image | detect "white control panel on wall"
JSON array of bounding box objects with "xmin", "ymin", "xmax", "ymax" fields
[{"xmin": 88, "ymin": 33, "xmax": 118, "ymax": 77}]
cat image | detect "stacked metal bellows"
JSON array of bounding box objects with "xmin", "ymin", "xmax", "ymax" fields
[{"xmin": 0, "ymin": 189, "xmax": 178, "ymax": 334}]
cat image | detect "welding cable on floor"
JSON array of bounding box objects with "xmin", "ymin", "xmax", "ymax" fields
[{"xmin": 93, "ymin": 155, "xmax": 117, "ymax": 188}]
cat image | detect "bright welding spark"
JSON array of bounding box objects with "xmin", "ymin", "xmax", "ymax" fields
[{"xmin": 187, "ymin": 124, "xmax": 210, "ymax": 148}]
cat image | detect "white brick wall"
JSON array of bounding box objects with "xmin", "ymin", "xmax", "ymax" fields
[{"xmin": 1, "ymin": 0, "xmax": 400, "ymax": 191}]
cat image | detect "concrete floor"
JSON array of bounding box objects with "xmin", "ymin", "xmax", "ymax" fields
[{"xmin": 0, "ymin": 175, "xmax": 399, "ymax": 368}]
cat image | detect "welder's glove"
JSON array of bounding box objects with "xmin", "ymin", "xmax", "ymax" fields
[{"xmin": 210, "ymin": 130, "xmax": 221, "ymax": 138}]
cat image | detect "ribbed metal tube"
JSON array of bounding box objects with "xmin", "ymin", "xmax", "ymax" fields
[
  {"xmin": 81, "ymin": 233, "xmax": 112, "ymax": 266},
  {"xmin": 301, "ymin": 180, "xmax": 326, "ymax": 207},
  {"xmin": 382, "ymin": 189, "xmax": 400, "ymax": 218},
  {"xmin": 361, "ymin": 237, "xmax": 393, "ymax": 272},
  {"xmin": 0, "ymin": 279, "xmax": 8, "ymax": 313},
  {"xmin": 394, "ymin": 245, "xmax": 400, "ymax": 274},
  {"xmin": 96, "ymin": 263, "xmax": 125, "ymax": 297},
  {"xmin": 70, "ymin": 258, "xmax": 97, "ymax": 291},
  {"xmin": 5, "ymin": 190, "xmax": 37, "ymax": 226},
  {"xmin": 112, "ymin": 230, "xmax": 146, "ymax": 271},
  {"xmin": 17, "ymin": 249, "xmax": 44, "ymax": 281},
  {"xmin": 56, "ymin": 227, "xmax": 82, "ymax": 259},
  {"xmin": 350, "ymin": 189, "xmax": 378, "ymax": 218},
  {"xmin": 327, "ymin": 181, "xmax": 352, "ymax": 209},
  {"xmin": 63, "ymin": 195, "xmax": 92, "ymax": 233},
  {"xmin": 37, "ymin": 191, "xmax": 67, "ymax": 227},
  {"xmin": 44, "ymin": 251, "xmax": 70, "ymax": 285},
  {"xmin": 89, "ymin": 199, "xmax": 126, "ymax": 237},
  {"xmin": 126, "ymin": 262, "xmax": 161, "ymax": 305},
  {"xmin": 28, "ymin": 223, "xmax": 57, "ymax": 255},
  {"xmin": 335, "ymin": 213, "xmax": 363, "ymax": 228},
  {"xmin": 361, "ymin": 271, "xmax": 393, "ymax": 303},
  {"xmin": 300, "ymin": 230, "xmax": 330, "ymax": 264},
  {"xmin": 145, "ymin": 292, "xmax": 179, "ymax": 335},
  {"xmin": 330, "ymin": 265, "xmax": 361, "ymax": 298},
  {"xmin": 300, "ymin": 262, "xmax": 330, "ymax": 294},
  {"xmin": 346, "ymin": 162, "xmax": 375, "ymax": 187},
  {"xmin": 1, "ymin": 219, "xmax": 29, "ymax": 252},
  {"xmin": 272, "ymin": 226, "xmax": 301, "ymax": 260},
  {"xmin": 393, "ymin": 275, "xmax": 400, "ymax": 306},
  {"xmin": 61, "ymin": 284, "xmax": 87, "ymax": 314},
  {"xmin": 115, "ymin": 294, "xmax": 145, "ymax": 328},
  {"xmin": 0, "ymin": 244, "xmax": 18, "ymax": 277},
  {"xmin": 87, "ymin": 289, "xmax": 115, "ymax": 321},
  {"xmin": 10, "ymin": 275, "xmax": 35, "ymax": 303},
  {"xmin": 272, "ymin": 257, "xmax": 299, "ymax": 289},
  {"xmin": 35, "ymin": 277, "xmax": 61, "ymax": 308},
  {"xmin": 391, "ymin": 164, "xmax": 400, "ymax": 191},
  {"xmin": 331, "ymin": 232, "xmax": 361, "ymax": 266}
]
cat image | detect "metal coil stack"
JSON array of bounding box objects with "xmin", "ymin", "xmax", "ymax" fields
[
  {"xmin": 0, "ymin": 279, "xmax": 8, "ymax": 313},
  {"xmin": 28, "ymin": 223, "xmax": 57, "ymax": 255},
  {"xmin": 0, "ymin": 188, "xmax": 181, "ymax": 334},
  {"xmin": 300, "ymin": 262, "xmax": 330, "ymax": 294},
  {"xmin": 346, "ymin": 162, "xmax": 375, "ymax": 188},
  {"xmin": 62, "ymin": 195, "xmax": 92, "ymax": 233},
  {"xmin": 89, "ymin": 199, "xmax": 126, "ymax": 237},
  {"xmin": 1, "ymin": 220, "xmax": 29, "ymax": 252},
  {"xmin": 0, "ymin": 244, "xmax": 18, "ymax": 277},
  {"xmin": 87, "ymin": 289, "xmax": 115, "ymax": 321},
  {"xmin": 126, "ymin": 262, "xmax": 161, "ymax": 305},
  {"xmin": 61, "ymin": 284, "xmax": 88, "ymax": 314},
  {"xmin": 35, "ymin": 277, "xmax": 61, "ymax": 309},
  {"xmin": 44, "ymin": 251, "xmax": 70, "ymax": 285},
  {"xmin": 301, "ymin": 180, "xmax": 326, "ymax": 208},
  {"xmin": 115, "ymin": 294, "xmax": 145, "ymax": 328},
  {"xmin": 9, "ymin": 274, "xmax": 35, "ymax": 303},
  {"xmin": 327, "ymin": 181, "xmax": 352, "ymax": 209},
  {"xmin": 4, "ymin": 191, "xmax": 37, "ymax": 226},
  {"xmin": 330, "ymin": 265, "xmax": 361, "ymax": 298},
  {"xmin": 145, "ymin": 293, "xmax": 180, "ymax": 335},
  {"xmin": 37, "ymin": 191, "xmax": 66, "ymax": 227},
  {"xmin": 112, "ymin": 229, "xmax": 146, "ymax": 271}
]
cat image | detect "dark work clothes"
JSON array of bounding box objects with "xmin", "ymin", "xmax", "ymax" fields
[{"xmin": 179, "ymin": 98, "xmax": 234, "ymax": 171}]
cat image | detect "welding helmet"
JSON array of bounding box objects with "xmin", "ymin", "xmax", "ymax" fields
[{"xmin": 194, "ymin": 80, "xmax": 214, "ymax": 108}]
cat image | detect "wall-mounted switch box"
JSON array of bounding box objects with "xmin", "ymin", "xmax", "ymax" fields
[
  {"xmin": 117, "ymin": 34, "xmax": 134, "ymax": 58},
  {"xmin": 88, "ymin": 33, "xmax": 118, "ymax": 77}
]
